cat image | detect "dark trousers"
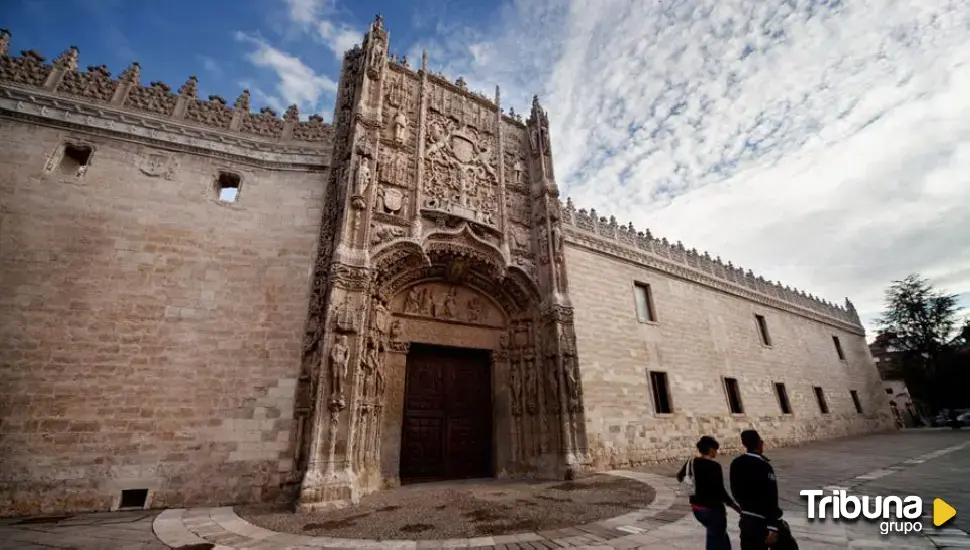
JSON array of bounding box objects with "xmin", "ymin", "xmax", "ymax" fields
[
  {"xmin": 739, "ymin": 515, "xmax": 769, "ymax": 550},
  {"xmin": 693, "ymin": 507, "xmax": 731, "ymax": 550}
]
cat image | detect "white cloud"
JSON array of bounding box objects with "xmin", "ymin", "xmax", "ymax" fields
[
  {"xmin": 197, "ymin": 55, "xmax": 221, "ymax": 76},
  {"xmin": 413, "ymin": 0, "xmax": 970, "ymax": 339},
  {"xmin": 282, "ymin": 0, "xmax": 360, "ymax": 59},
  {"xmin": 316, "ymin": 20, "xmax": 361, "ymax": 59},
  {"xmin": 235, "ymin": 31, "xmax": 337, "ymax": 115}
]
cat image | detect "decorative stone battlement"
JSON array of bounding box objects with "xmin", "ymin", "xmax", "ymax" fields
[
  {"xmin": 0, "ymin": 30, "xmax": 332, "ymax": 145},
  {"xmin": 561, "ymin": 198, "xmax": 864, "ymax": 332}
]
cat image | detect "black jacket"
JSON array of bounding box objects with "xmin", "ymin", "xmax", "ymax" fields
[
  {"xmin": 676, "ymin": 457, "xmax": 738, "ymax": 511},
  {"xmin": 729, "ymin": 452, "xmax": 783, "ymax": 530}
]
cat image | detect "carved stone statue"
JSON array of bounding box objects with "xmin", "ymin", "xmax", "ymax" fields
[
  {"xmin": 466, "ymin": 297, "xmax": 484, "ymax": 322},
  {"xmin": 510, "ymin": 360, "xmax": 522, "ymax": 416},
  {"xmin": 537, "ymin": 225, "xmax": 550, "ymax": 264},
  {"xmin": 525, "ymin": 358, "xmax": 537, "ymax": 414},
  {"xmin": 373, "ymin": 347, "xmax": 386, "ymax": 398},
  {"xmin": 552, "ymin": 225, "xmax": 563, "ymax": 260},
  {"xmin": 512, "ymin": 159, "xmax": 524, "ymax": 185},
  {"xmin": 362, "ymin": 337, "xmax": 385, "ymax": 398},
  {"xmin": 546, "ymin": 356, "xmax": 561, "ymax": 413},
  {"xmin": 371, "ymin": 298, "xmax": 389, "ymax": 339},
  {"xmin": 393, "ymin": 110, "xmax": 407, "ymax": 143},
  {"xmin": 355, "ymin": 159, "xmax": 372, "ymax": 197},
  {"xmin": 329, "ymin": 335, "xmax": 350, "ymax": 398},
  {"xmin": 404, "ymin": 287, "xmax": 422, "ymax": 314},
  {"xmin": 440, "ymin": 287, "xmax": 457, "ymax": 318},
  {"xmin": 389, "ymin": 320, "xmax": 403, "ymax": 341}
]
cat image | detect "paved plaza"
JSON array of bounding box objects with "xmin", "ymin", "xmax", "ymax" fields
[{"xmin": 1, "ymin": 430, "xmax": 968, "ymax": 549}]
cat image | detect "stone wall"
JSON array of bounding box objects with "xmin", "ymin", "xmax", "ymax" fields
[
  {"xmin": 0, "ymin": 119, "xmax": 328, "ymax": 516},
  {"xmin": 564, "ymin": 243, "xmax": 894, "ymax": 469}
]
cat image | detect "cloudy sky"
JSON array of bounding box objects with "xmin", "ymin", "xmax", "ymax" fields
[{"xmin": 4, "ymin": 0, "xmax": 968, "ymax": 338}]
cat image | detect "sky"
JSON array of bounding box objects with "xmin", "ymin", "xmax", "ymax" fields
[{"xmin": 3, "ymin": 0, "xmax": 968, "ymax": 339}]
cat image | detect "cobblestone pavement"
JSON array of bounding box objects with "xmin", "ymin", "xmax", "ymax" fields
[{"xmin": 1, "ymin": 429, "xmax": 968, "ymax": 549}]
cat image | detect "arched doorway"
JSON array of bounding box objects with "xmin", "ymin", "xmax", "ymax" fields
[{"xmin": 370, "ymin": 230, "xmax": 548, "ymax": 487}]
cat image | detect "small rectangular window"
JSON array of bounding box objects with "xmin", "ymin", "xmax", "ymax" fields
[
  {"xmin": 59, "ymin": 143, "xmax": 93, "ymax": 176},
  {"xmin": 850, "ymin": 390, "xmax": 863, "ymax": 413},
  {"xmin": 648, "ymin": 370, "xmax": 672, "ymax": 414},
  {"xmin": 633, "ymin": 282, "xmax": 656, "ymax": 323},
  {"xmin": 755, "ymin": 314, "xmax": 772, "ymax": 346},
  {"xmin": 216, "ymin": 171, "xmax": 241, "ymax": 202},
  {"xmin": 723, "ymin": 377, "xmax": 744, "ymax": 414},
  {"xmin": 814, "ymin": 386, "xmax": 829, "ymax": 414},
  {"xmin": 775, "ymin": 382, "xmax": 792, "ymax": 414},
  {"xmin": 833, "ymin": 336, "xmax": 846, "ymax": 360}
]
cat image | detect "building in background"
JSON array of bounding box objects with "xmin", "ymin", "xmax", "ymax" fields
[{"xmin": 0, "ymin": 18, "xmax": 893, "ymax": 517}]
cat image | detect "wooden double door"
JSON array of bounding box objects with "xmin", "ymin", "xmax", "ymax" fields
[{"xmin": 400, "ymin": 344, "xmax": 493, "ymax": 482}]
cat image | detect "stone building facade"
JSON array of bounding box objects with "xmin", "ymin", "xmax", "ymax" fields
[{"xmin": 0, "ymin": 19, "xmax": 893, "ymax": 517}]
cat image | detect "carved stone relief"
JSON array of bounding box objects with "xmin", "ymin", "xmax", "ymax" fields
[
  {"xmin": 537, "ymin": 225, "xmax": 550, "ymax": 265},
  {"xmin": 504, "ymin": 191, "xmax": 531, "ymax": 228},
  {"xmin": 370, "ymin": 223, "xmax": 406, "ymax": 246},
  {"xmin": 138, "ymin": 152, "xmax": 178, "ymax": 180},
  {"xmin": 421, "ymin": 107, "xmax": 499, "ymax": 226},
  {"xmin": 374, "ymin": 185, "xmax": 408, "ymax": 218},
  {"xmin": 508, "ymin": 224, "xmax": 531, "ymax": 254},
  {"xmin": 385, "ymin": 71, "xmax": 408, "ymax": 109},
  {"xmin": 393, "ymin": 282, "xmax": 502, "ymax": 327},
  {"xmin": 378, "ymin": 149, "xmax": 411, "ymax": 187}
]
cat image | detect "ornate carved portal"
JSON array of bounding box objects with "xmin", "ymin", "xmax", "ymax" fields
[{"xmin": 295, "ymin": 16, "xmax": 587, "ymax": 512}]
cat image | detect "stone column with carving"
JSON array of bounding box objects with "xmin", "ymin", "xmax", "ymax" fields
[
  {"xmin": 297, "ymin": 16, "xmax": 391, "ymax": 511},
  {"xmin": 525, "ymin": 96, "xmax": 587, "ymax": 478}
]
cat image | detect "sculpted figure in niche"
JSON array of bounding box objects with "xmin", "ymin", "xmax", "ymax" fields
[
  {"xmin": 438, "ymin": 287, "xmax": 458, "ymax": 318},
  {"xmin": 355, "ymin": 158, "xmax": 371, "ymax": 197},
  {"xmin": 403, "ymin": 286, "xmax": 422, "ymax": 314},
  {"xmin": 552, "ymin": 224, "xmax": 563, "ymax": 260},
  {"xmin": 370, "ymin": 39, "xmax": 384, "ymax": 69},
  {"xmin": 525, "ymin": 358, "xmax": 537, "ymax": 414},
  {"xmin": 546, "ymin": 355, "xmax": 561, "ymax": 413},
  {"xmin": 466, "ymin": 297, "xmax": 484, "ymax": 322},
  {"xmin": 389, "ymin": 320, "xmax": 403, "ymax": 341},
  {"xmin": 329, "ymin": 335, "xmax": 350, "ymax": 398},
  {"xmin": 373, "ymin": 346, "xmax": 386, "ymax": 398},
  {"xmin": 510, "ymin": 360, "xmax": 523, "ymax": 416},
  {"xmin": 537, "ymin": 225, "xmax": 550, "ymax": 264},
  {"xmin": 393, "ymin": 110, "xmax": 408, "ymax": 143},
  {"xmin": 512, "ymin": 159, "xmax": 524, "ymax": 185},
  {"xmin": 371, "ymin": 298, "xmax": 389, "ymax": 339}
]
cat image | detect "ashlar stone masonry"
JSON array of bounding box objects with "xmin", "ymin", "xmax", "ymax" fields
[{"xmin": 0, "ymin": 18, "xmax": 893, "ymax": 517}]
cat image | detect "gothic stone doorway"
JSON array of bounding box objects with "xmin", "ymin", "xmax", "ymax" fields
[{"xmin": 400, "ymin": 343, "xmax": 493, "ymax": 483}]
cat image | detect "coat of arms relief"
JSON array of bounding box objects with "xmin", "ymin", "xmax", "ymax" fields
[
  {"xmin": 421, "ymin": 111, "xmax": 499, "ymax": 228},
  {"xmin": 138, "ymin": 153, "xmax": 177, "ymax": 180}
]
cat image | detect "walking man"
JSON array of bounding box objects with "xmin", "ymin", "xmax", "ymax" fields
[
  {"xmin": 676, "ymin": 435, "xmax": 741, "ymax": 550},
  {"xmin": 730, "ymin": 430, "xmax": 781, "ymax": 549}
]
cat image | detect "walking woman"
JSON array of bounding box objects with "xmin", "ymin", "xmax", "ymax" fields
[{"xmin": 677, "ymin": 436, "xmax": 741, "ymax": 550}]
